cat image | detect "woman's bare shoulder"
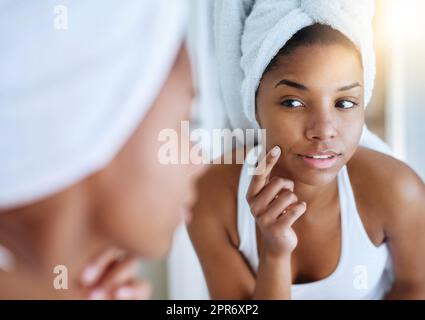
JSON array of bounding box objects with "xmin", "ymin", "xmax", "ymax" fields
[
  {"xmin": 348, "ymin": 147, "xmax": 425, "ymax": 228},
  {"xmin": 348, "ymin": 146, "xmax": 423, "ymax": 197}
]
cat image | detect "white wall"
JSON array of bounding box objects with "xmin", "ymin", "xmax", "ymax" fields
[{"xmin": 384, "ymin": 0, "xmax": 425, "ymax": 179}]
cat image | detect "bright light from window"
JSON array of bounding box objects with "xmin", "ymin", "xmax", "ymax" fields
[{"xmin": 384, "ymin": 0, "xmax": 425, "ymax": 43}]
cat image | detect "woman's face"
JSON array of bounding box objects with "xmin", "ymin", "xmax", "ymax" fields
[
  {"xmin": 90, "ymin": 44, "xmax": 204, "ymax": 259},
  {"xmin": 256, "ymin": 44, "xmax": 364, "ymax": 186}
]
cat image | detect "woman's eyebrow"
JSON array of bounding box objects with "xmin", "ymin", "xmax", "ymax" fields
[
  {"xmin": 337, "ymin": 82, "xmax": 361, "ymax": 91},
  {"xmin": 274, "ymin": 79, "xmax": 309, "ymax": 91},
  {"xmin": 274, "ymin": 80, "xmax": 361, "ymax": 92}
]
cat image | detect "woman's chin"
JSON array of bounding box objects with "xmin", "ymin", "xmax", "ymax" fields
[{"xmin": 291, "ymin": 167, "xmax": 342, "ymax": 187}]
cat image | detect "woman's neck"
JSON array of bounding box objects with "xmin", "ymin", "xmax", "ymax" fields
[{"xmin": 0, "ymin": 183, "xmax": 109, "ymax": 296}]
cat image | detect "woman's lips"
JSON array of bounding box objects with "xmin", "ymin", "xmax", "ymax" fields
[{"xmin": 298, "ymin": 154, "xmax": 341, "ymax": 169}]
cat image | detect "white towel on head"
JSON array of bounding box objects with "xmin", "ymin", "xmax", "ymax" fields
[
  {"xmin": 0, "ymin": 0, "xmax": 188, "ymax": 210},
  {"xmin": 214, "ymin": 0, "xmax": 392, "ymax": 156}
]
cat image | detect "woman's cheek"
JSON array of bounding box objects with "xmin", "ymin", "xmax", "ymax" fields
[{"xmin": 340, "ymin": 124, "xmax": 363, "ymax": 159}]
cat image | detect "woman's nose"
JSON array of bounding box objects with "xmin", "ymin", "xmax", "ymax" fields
[{"xmin": 305, "ymin": 109, "xmax": 337, "ymax": 141}]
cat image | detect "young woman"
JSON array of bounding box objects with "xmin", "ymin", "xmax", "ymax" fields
[
  {"xmin": 188, "ymin": 24, "xmax": 425, "ymax": 299},
  {"xmin": 0, "ymin": 2, "xmax": 203, "ymax": 299}
]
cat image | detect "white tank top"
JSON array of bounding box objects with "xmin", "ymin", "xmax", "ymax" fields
[{"xmin": 237, "ymin": 146, "xmax": 395, "ymax": 299}]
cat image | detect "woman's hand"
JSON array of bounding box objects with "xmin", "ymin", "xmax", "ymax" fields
[
  {"xmin": 246, "ymin": 146, "xmax": 306, "ymax": 258},
  {"xmin": 80, "ymin": 247, "xmax": 151, "ymax": 300}
]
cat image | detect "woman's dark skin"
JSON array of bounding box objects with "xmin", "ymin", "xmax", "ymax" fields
[{"xmin": 188, "ymin": 43, "xmax": 425, "ymax": 299}]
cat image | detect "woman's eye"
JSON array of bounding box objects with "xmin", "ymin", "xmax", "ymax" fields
[
  {"xmin": 280, "ymin": 99, "xmax": 304, "ymax": 108},
  {"xmin": 336, "ymin": 100, "xmax": 358, "ymax": 109}
]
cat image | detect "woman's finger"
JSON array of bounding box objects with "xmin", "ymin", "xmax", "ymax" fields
[
  {"xmin": 246, "ymin": 146, "xmax": 281, "ymax": 200},
  {"xmin": 90, "ymin": 255, "xmax": 140, "ymax": 293},
  {"xmin": 114, "ymin": 280, "xmax": 152, "ymax": 300},
  {"xmin": 253, "ymin": 176, "xmax": 294, "ymax": 208},
  {"xmin": 80, "ymin": 247, "xmax": 126, "ymax": 286},
  {"xmin": 257, "ymin": 190, "xmax": 298, "ymax": 226},
  {"xmin": 277, "ymin": 201, "xmax": 307, "ymax": 228}
]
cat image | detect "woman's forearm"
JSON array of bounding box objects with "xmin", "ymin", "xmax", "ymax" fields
[{"xmin": 252, "ymin": 253, "xmax": 292, "ymax": 299}]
